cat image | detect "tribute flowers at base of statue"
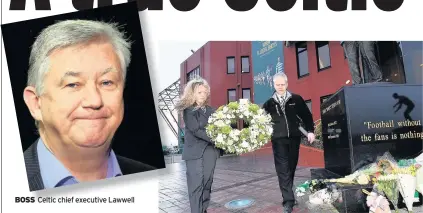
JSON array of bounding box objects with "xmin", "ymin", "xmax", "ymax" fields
[
  {"xmin": 375, "ymin": 174, "xmax": 400, "ymax": 212},
  {"xmin": 415, "ymin": 153, "xmax": 423, "ymax": 195},
  {"xmin": 416, "ymin": 167, "xmax": 423, "ymax": 195},
  {"xmin": 394, "ymin": 165, "xmax": 418, "ymax": 212}
]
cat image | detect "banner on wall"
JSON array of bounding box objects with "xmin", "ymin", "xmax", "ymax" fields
[{"xmin": 251, "ymin": 41, "xmax": 284, "ymax": 105}]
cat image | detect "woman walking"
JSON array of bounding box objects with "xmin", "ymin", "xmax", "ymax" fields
[{"xmin": 175, "ymin": 78, "xmax": 220, "ymax": 213}]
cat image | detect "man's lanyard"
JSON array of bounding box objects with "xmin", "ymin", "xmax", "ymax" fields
[{"xmin": 276, "ymin": 93, "xmax": 287, "ymax": 108}]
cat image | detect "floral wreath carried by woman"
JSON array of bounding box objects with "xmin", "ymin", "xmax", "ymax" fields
[{"xmin": 205, "ymin": 99, "xmax": 274, "ymax": 155}]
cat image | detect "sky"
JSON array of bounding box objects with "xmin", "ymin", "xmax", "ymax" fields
[{"xmin": 153, "ymin": 41, "xmax": 207, "ymax": 147}]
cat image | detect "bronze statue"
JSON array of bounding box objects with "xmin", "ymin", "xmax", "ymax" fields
[{"xmin": 341, "ymin": 41, "xmax": 383, "ymax": 85}]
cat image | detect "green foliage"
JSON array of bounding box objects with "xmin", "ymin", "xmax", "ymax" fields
[
  {"xmin": 227, "ymin": 102, "xmax": 239, "ymax": 110},
  {"xmin": 248, "ymin": 104, "xmax": 260, "ymax": 113},
  {"xmin": 221, "ymin": 125, "xmax": 232, "ymax": 134}
]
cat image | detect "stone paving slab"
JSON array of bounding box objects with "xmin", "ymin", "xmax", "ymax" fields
[{"xmin": 159, "ymin": 154, "xmax": 422, "ymax": 213}]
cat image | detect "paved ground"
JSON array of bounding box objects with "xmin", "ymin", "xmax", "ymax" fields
[{"xmin": 159, "ymin": 152, "xmax": 421, "ymax": 213}]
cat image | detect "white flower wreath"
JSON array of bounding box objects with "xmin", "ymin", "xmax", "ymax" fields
[{"xmin": 206, "ymin": 99, "xmax": 273, "ymax": 155}]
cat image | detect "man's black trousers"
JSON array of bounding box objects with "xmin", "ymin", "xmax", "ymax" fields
[{"xmin": 271, "ymin": 136, "xmax": 301, "ymax": 206}]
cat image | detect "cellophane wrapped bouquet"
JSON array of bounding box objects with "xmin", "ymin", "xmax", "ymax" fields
[
  {"xmin": 373, "ymin": 152, "xmax": 401, "ymax": 212},
  {"xmin": 395, "ymin": 158, "xmax": 419, "ymax": 212},
  {"xmin": 414, "ymin": 152, "xmax": 423, "ymax": 195}
]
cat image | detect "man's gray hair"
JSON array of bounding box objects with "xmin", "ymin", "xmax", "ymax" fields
[
  {"xmin": 28, "ymin": 19, "xmax": 132, "ymax": 95},
  {"xmin": 273, "ymin": 72, "xmax": 288, "ymax": 82}
]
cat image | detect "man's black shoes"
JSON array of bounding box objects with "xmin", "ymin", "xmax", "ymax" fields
[
  {"xmin": 283, "ymin": 204, "xmax": 293, "ymax": 213},
  {"xmin": 283, "ymin": 201, "xmax": 295, "ymax": 213}
]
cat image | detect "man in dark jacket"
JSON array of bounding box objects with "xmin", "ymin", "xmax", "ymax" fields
[{"xmin": 262, "ymin": 72, "xmax": 315, "ymax": 213}]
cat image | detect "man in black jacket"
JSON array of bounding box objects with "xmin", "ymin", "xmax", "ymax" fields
[{"xmin": 262, "ymin": 72, "xmax": 315, "ymax": 213}]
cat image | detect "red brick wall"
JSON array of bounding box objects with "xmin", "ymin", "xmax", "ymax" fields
[
  {"xmin": 283, "ymin": 41, "xmax": 352, "ymax": 121},
  {"xmin": 180, "ymin": 41, "xmax": 253, "ymax": 108}
]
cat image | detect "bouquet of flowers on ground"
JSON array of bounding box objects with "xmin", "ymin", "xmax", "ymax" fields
[
  {"xmin": 327, "ymin": 163, "xmax": 382, "ymax": 185},
  {"xmin": 374, "ymin": 174, "xmax": 400, "ymax": 212},
  {"xmin": 326, "ymin": 153, "xmax": 399, "ymax": 186},
  {"xmin": 377, "ymin": 155, "xmax": 398, "ymax": 175},
  {"xmin": 327, "ymin": 170, "xmax": 371, "ymax": 185},
  {"xmin": 308, "ymin": 182, "xmax": 341, "ymax": 205},
  {"xmin": 417, "ymin": 168, "xmax": 423, "ymax": 195},
  {"xmin": 394, "ymin": 161, "xmax": 419, "ymax": 212},
  {"xmin": 296, "ymin": 179, "xmax": 342, "ymax": 206},
  {"xmin": 295, "ymin": 179, "xmax": 334, "ymax": 197},
  {"xmin": 296, "ymin": 179, "xmax": 324, "ymax": 197},
  {"xmin": 415, "ymin": 153, "xmax": 423, "ymax": 195},
  {"xmin": 372, "ymin": 152, "xmax": 401, "ymax": 212},
  {"xmin": 295, "ymin": 181, "xmax": 311, "ymax": 197}
]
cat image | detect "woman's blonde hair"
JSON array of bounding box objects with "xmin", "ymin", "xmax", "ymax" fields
[{"xmin": 175, "ymin": 77, "xmax": 210, "ymax": 111}]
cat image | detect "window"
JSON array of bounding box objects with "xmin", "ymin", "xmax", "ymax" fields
[
  {"xmin": 242, "ymin": 88, "xmax": 251, "ymax": 100},
  {"xmin": 241, "ymin": 56, "xmax": 250, "ymax": 73},
  {"xmin": 305, "ymin": 100, "xmax": 312, "ymax": 112},
  {"xmin": 227, "ymin": 57, "xmax": 235, "ymax": 74},
  {"xmin": 187, "ymin": 66, "xmax": 200, "ymax": 81},
  {"xmin": 227, "ymin": 89, "xmax": 237, "ymax": 103},
  {"xmin": 320, "ymin": 94, "xmax": 333, "ymax": 104},
  {"xmin": 296, "ymin": 42, "xmax": 309, "ymax": 78},
  {"xmin": 316, "ymin": 41, "xmax": 331, "ymax": 70}
]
